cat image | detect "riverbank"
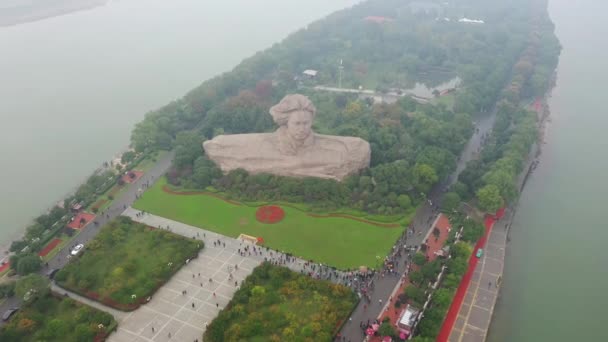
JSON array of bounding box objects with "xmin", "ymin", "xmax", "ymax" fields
[
  {"xmin": 444, "ymin": 89, "xmax": 554, "ymax": 341},
  {"xmin": 0, "ymin": 0, "xmax": 108, "ymax": 27}
]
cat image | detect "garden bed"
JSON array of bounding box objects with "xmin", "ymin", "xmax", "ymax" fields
[
  {"xmin": 55, "ymin": 217, "xmax": 203, "ymax": 311},
  {"xmin": 0, "ymin": 293, "xmax": 116, "ymax": 341},
  {"xmin": 204, "ymin": 263, "xmax": 357, "ymax": 342}
]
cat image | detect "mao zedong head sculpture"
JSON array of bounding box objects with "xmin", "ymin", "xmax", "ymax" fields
[{"xmin": 203, "ymin": 94, "xmax": 371, "ymax": 181}]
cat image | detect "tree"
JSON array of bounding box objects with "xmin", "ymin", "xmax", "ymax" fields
[
  {"xmin": 404, "ymin": 285, "xmax": 426, "ymax": 306},
  {"xmin": 441, "ymin": 192, "xmax": 461, "ymax": 212},
  {"xmin": 412, "ymin": 163, "xmax": 438, "ymax": 194},
  {"xmin": 409, "ymin": 271, "xmax": 423, "ymax": 285},
  {"xmin": 9, "ymin": 240, "xmax": 28, "ymax": 253},
  {"xmin": 378, "ymin": 321, "xmax": 396, "ymax": 337},
  {"xmin": 397, "ymin": 194, "xmax": 412, "ymax": 210},
  {"xmin": 432, "ymin": 288, "xmax": 453, "ymax": 308},
  {"xmin": 15, "ymin": 254, "xmax": 42, "ymax": 276},
  {"xmin": 15, "ymin": 274, "xmax": 49, "ymax": 302},
  {"xmin": 451, "ymin": 242, "xmax": 471, "ymax": 259},
  {"xmin": 476, "ymin": 184, "xmax": 504, "ymax": 213},
  {"xmin": 482, "ymin": 169, "xmax": 518, "ymax": 203},
  {"xmin": 413, "ymin": 252, "xmax": 427, "ymax": 266},
  {"xmin": 45, "ymin": 319, "xmax": 69, "ymax": 338},
  {"xmin": 120, "ymin": 151, "xmax": 136, "ymax": 164},
  {"xmin": 0, "ymin": 282, "xmax": 15, "ymax": 298}
]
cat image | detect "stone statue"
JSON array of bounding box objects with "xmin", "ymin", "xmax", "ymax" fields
[{"xmin": 203, "ymin": 94, "xmax": 371, "ymax": 181}]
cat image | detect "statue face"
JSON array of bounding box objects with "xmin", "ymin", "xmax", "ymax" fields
[{"xmin": 286, "ymin": 110, "xmax": 313, "ymax": 142}]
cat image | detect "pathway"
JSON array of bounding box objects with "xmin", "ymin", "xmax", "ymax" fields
[
  {"xmin": 444, "ymin": 144, "xmax": 539, "ymax": 342},
  {"xmin": 446, "ymin": 216, "xmax": 507, "ymax": 342},
  {"xmin": 337, "ymin": 211, "xmax": 439, "ymax": 341}
]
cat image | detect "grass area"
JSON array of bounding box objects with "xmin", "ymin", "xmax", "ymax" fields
[
  {"xmin": 55, "ymin": 217, "xmax": 203, "ymax": 311},
  {"xmin": 0, "ymin": 293, "xmax": 116, "ymax": 341},
  {"xmin": 134, "ymin": 178, "xmax": 413, "ymax": 269},
  {"xmin": 204, "ymin": 263, "xmax": 357, "ymax": 342}
]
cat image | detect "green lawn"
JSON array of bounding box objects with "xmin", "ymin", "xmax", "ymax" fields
[
  {"xmin": 134, "ymin": 178, "xmax": 412, "ymax": 269},
  {"xmin": 55, "ymin": 217, "xmax": 203, "ymax": 310},
  {"xmin": 204, "ymin": 263, "xmax": 357, "ymax": 342},
  {"xmin": 0, "ymin": 294, "xmax": 116, "ymax": 341}
]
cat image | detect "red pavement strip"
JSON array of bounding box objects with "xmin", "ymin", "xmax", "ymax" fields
[
  {"xmin": 0, "ymin": 262, "xmax": 9, "ymax": 273},
  {"xmin": 38, "ymin": 238, "xmax": 62, "ymax": 257},
  {"xmin": 436, "ymin": 208, "xmax": 505, "ymax": 342}
]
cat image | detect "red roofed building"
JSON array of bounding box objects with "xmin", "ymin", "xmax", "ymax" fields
[{"xmin": 364, "ymin": 16, "xmax": 394, "ymax": 24}]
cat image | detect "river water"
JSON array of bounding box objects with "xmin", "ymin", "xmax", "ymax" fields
[
  {"xmin": 487, "ymin": 0, "xmax": 608, "ymax": 341},
  {"xmin": 0, "ymin": 0, "xmax": 359, "ymax": 247}
]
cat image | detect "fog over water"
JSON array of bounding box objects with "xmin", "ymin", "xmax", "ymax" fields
[
  {"xmin": 488, "ymin": 0, "xmax": 608, "ymax": 340},
  {"xmin": 0, "ymin": 0, "xmax": 359, "ymax": 246}
]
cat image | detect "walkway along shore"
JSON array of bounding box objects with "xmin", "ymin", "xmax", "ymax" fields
[{"xmin": 440, "ymin": 95, "xmax": 551, "ymax": 342}]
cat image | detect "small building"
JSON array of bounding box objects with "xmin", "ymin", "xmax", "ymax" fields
[
  {"xmin": 363, "ymin": 16, "xmax": 394, "ymax": 24},
  {"xmin": 397, "ymin": 304, "xmax": 420, "ymax": 337},
  {"xmin": 458, "ymin": 17, "xmax": 485, "ymax": 24},
  {"xmin": 302, "ymin": 69, "xmax": 318, "ymax": 78},
  {"xmin": 70, "ymin": 202, "xmax": 83, "ymax": 213}
]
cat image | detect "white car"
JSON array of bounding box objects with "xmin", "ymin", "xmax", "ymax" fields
[{"xmin": 70, "ymin": 244, "xmax": 84, "ymax": 256}]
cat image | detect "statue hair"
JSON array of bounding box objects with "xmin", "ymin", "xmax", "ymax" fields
[{"xmin": 269, "ymin": 94, "xmax": 316, "ymax": 126}]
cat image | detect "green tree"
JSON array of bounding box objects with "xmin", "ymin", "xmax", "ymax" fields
[
  {"xmin": 432, "ymin": 288, "xmax": 453, "ymax": 309},
  {"xmin": 476, "ymin": 184, "xmax": 504, "ymax": 213},
  {"xmin": 45, "ymin": 319, "xmax": 69, "ymax": 338},
  {"xmin": 441, "ymin": 192, "xmax": 461, "ymax": 212},
  {"xmin": 15, "ymin": 274, "xmax": 50, "ymax": 302},
  {"xmin": 397, "ymin": 194, "xmax": 412, "ymax": 210},
  {"xmin": 0, "ymin": 281, "xmax": 15, "ymax": 298},
  {"xmin": 378, "ymin": 321, "xmax": 396, "ymax": 337},
  {"xmin": 120, "ymin": 151, "xmax": 136, "ymax": 164},
  {"xmin": 412, "ymin": 163, "xmax": 438, "ymax": 194},
  {"xmin": 409, "ymin": 271, "xmax": 423, "ymax": 285},
  {"xmin": 413, "ymin": 252, "xmax": 427, "ymax": 266},
  {"xmin": 9, "ymin": 240, "xmax": 28, "ymax": 253},
  {"xmin": 16, "ymin": 254, "xmax": 42, "ymax": 276}
]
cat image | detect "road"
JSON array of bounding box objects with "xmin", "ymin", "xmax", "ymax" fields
[
  {"xmin": 0, "ymin": 151, "xmax": 174, "ymax": 321},
  {"xmin": 312, "ymin": 85, "xmax": 431, "ymax": 104},
  {"xmin": 338, "ymin": 109, "xmax": 497, "ymax": 341}
]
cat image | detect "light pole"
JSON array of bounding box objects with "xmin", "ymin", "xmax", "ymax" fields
[{"xmin": 338, "ymin": 59, "xmax": 344, "ymax": 89}]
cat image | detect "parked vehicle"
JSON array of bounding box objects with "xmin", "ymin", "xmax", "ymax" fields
[
  {"xmin": 70, "ymin": 244, "xmax": 84, "ymax": 256},
  {"xmin": 47, "ymin": 268, "xmax": 60, "ymax": 279},
  {"xmin": 2, "ymin": 307, "xmax": 19, "ymax": 321}
]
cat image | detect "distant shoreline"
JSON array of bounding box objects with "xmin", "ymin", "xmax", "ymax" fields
[{"xmin": 0, "ymin": 0, "xmax": 108, "ymax": 27}]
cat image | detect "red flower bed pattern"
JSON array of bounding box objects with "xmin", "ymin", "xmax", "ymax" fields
[
  {"xmin": 255, "ymin": 205, "xmax": 285, "ymax": 224},
  {"xmin": 38, "ymin": 238, "xmax": 62, "ymax": 257}
]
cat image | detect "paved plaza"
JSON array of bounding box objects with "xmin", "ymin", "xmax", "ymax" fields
[
  {"xmin": 105, "ymin": 208, "xmax": 343, "ymax": 342},
  {"xmin": 109, "ymin": 245, "xmax": 261, "ymax": 342}
]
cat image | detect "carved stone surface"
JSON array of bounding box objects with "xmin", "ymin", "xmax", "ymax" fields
[{"xmin": 203, "ymin": 94, "xmax": 371, "ymax": 181}]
